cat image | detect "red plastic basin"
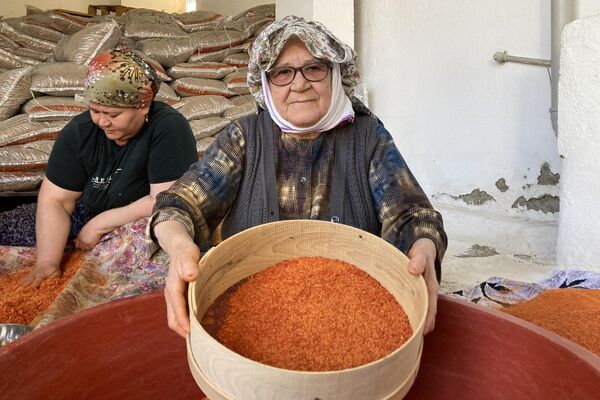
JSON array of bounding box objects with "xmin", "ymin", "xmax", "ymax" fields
[{"xmin": 1, "ymin": 292, "xmax": 598, "ymax": 399}]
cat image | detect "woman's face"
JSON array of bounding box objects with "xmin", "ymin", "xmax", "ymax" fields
[
  {"xmin": 268, "ymin": 38, "xmax": 332, "ymax": 128},
  {"xmin": 89, "ymin": 103, "xmax": 149, "ymax": 145}
]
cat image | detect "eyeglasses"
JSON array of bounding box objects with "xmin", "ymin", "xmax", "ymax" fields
[{"xmin": 266, "ymin": 61, "xmax": 332, "ymax": 86}]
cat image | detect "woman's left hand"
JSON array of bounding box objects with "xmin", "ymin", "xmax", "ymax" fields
[{"xmin": 407, "ymin": 238, "xmax": 439, "ymax": 335}]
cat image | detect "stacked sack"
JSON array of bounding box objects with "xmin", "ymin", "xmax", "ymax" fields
[
  {"xmin": 0, "ymin": 6, "xmax": 100, "ymax": 191},
  {"xmin": 132, "ymin": 5, "xmax": 272, "ymax": 156},
  {"xmin": 0, "ymin": 4, "xmax": 273, "ymax": 192}
]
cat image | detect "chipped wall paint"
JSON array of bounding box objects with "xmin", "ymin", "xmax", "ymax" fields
[
  {"xmin": 512, "ymin": 194, "xmax": 560, "ymax": 214},
  {"xmin": 355, "ymin": 1, "xmax": 600, "ymax": 258}
]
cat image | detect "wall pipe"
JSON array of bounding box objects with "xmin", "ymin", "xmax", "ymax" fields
[
  {"xmin": 493, "ymin": 50, "xmax": 550, "ymax": 67},
  {"xmin": 550, "ymin": 0, "xmax": 577, "ymax": 135}
]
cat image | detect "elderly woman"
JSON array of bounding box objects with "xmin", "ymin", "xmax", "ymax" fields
[
  {"xmin": 149, "ymin": 16, "xmax": 447, "ymax": 337},
  {"xmin": 0, "ymin": 49, "xmax": 197, "ymax": 287}
]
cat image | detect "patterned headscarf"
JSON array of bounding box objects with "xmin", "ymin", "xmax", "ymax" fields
[
  {"xmin": 248, "ymin": 15, "xmax": 359, "ymax": 109},
  {"xmin": 84, "ymin": 49, "xmax": 159, "ymax": 108}
]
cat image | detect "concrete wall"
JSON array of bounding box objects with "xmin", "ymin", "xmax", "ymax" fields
[
  {"xmin": 355, "ymin": 0, "xmax": 600, "ymax": 258},
  {"xmin": 196, "ymin": 0, "xmax": 272, "ymax": 17},
  {"xmin": 122, "ymin": 0, "xmax": 185, "ymax": 13},
  {"xmin": 0, "ymin": 0, "xmax": 186, "ymax": 18},
  {"xmin": 0, "ymin": 1, "xmax": 109, "ymax": 17},
  {"xmin": 277, "ymin": 0, "xmax": 354, "ymax": 48},
  {"xmin": 556, "ymin": 14, "xmax": 600, "ymax": 270}
]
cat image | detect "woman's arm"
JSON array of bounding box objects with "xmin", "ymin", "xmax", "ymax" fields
[
  {"xmin": 154, "ymin": 219, "xmax": 202, "ymax": 337},
  {"xmin": 369, "ymin": 121, "xmax": 447, "ymax": 334},
  {"xmin": 20, "ymin": 178, "xmax": 80, "ymax": 287},
  {"xmin": 74, "ymin": 180, "xmax": 175, "ymax": 250}
]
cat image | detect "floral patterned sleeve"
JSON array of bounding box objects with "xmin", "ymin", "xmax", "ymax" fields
[
  {"xmin": 369, "ymin": 121, "xmax": 447, "ymax": 280},
  {"xmin": 146, "ymin": 121, "xmax": 246, "ymax": 260}
]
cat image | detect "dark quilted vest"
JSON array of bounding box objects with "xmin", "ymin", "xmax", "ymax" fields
[{"xmin": 221, "ymin": 110, "xmax": 381, "ymax": 240}]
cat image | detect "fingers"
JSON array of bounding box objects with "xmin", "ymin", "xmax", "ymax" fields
[
  {"xmin": 407, "ymin": 239, "xmax": 439, "ymax": 335},
  {"xmin": 176, "ymin": 245, "xmax": 201, "ymax": 283},
  {"xmin": 165, "ymin": 266, "xmax": 190, "ymax": 337},
  {"xmin": 18, "ymin": 272, "xmax": 37, "ymax": 288},
  {"xmin": 407, "ymin": 253, "xmax": 427, "ymax": 275},
  {"xmin": 422, "ymin": 264, "xmax": 439, "ymax": 335},
  {"xmin": 423, "ymin": 300, "xmax": 437, "ymax": 335},
  {"xmin": 18, "ymin": 267, "xmax": 61, "ymax": 288}
]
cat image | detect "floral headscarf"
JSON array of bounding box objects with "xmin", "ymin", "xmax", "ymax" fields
[
  {"xmin": 247, "ymin": 15, "xmax": 359, "ymax": 109},
  {"xmin": 84, "ymin": 49, "xmax": 159, "ymax": 108}
]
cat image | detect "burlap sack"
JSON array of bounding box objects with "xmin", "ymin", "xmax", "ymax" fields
[
  {"xmin": 174, "ymin": 10, "xmax": 223, "ymax": 33},
  {"xmin": 189, "ymin": 116, "xmax": 229, "ymax": 140},
  {"xmin": 0, "ymin": 20, "xmax": 56, "ymax": 53},
  {"xmin": 196, "ymin": 136, "xmax": 215, "ymax": 157},
  {"xmin": 223, "ymin": 69, "xmax": 250, "ymax": 95},
  {"xmin": 0, "ymin": 170, "xmax": 45, "ymax": 191},
  {"xmin": 177, "ymin": 95, "xmax": 235, "ymax": 120},
  {"xmin": 171, "ymin": 77, "xmax": 233, "ymax": 97},
  {"xmin": 222, "ymin": 101, "xmax": 258, "ymax": 121},
  {"xmin": 0, "ymin": 66, "xmax": 33, "ymax": 122},
  {"xmin": 49, "ymin": 11, "xmax": 91, "ymax": 34},
  {"xmin": 0, "ymin": 114, "xmax": 66, "ymax": 146},
  {"xmin": 124, "ymin": 8, "xmax": 188, "ymax": 40},
  {"xmin": 22, "ymin": 96, "xmax": 88, "ymax": 122},
  {"xmin": 0, "ymin": 142, "xmax": 52, "ymax": 172},
  {"xmin": 168, "ymin": 62, "xmax": 237, "ymax": 79},
  {"xmin": 53, "ymin": 20, "xmax": 121, "ymax": 65},
  {"xmin": 155, "ymin": 83, "xmax": 180, "ymax": 102},
  {"xmin": 30, "ymin": 62, "xmax": 86, "ymax": 96}
]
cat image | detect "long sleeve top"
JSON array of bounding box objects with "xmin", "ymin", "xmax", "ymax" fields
[{"xmin": 148, "ymin": 115, "xmax": 447, "ymax": 279}]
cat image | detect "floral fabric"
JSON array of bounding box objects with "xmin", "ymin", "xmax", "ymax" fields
[{"xmin": 0, "ymin": 217, "xmax": 168, "ymax": 328}]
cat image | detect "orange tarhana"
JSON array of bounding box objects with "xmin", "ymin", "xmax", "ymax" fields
[
  {"xmin": 502, "ymin": 288, "xmax": 600, "ymax": 356},
  {"xmin": 0, "ymin": 251, "xmax": 84, "ymax": 325},
  {"xmin": 201, "ymin": 256, "xmax": 413, "ymax": 371}
]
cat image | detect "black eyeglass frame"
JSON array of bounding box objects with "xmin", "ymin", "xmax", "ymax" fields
[{"xmin": 266, "ymin": 61, "xmax": 333, "ymax": 86}]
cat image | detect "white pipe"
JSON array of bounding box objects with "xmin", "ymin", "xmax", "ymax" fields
[{"xmin": 550, "ymin": 0, "xmax": 577, "ymax": 135}]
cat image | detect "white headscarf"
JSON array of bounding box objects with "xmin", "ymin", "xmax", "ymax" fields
[{"xmin": 261, "ymin": 63, "xmax": 355, "ymax": 134}]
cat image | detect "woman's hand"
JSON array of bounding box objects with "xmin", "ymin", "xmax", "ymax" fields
[
  {"xmin": 19, "ymin": 261, "xmax": 61, "ymax": 288},
  {"xmin": 74, "ymin": 218, "xmax": 106, "ymax": 250},
  {"xmin": 407, "ymin": 238, "xmax": 439, "ymax": 335},
  {"xmin": 155, "ymin": 220, "xmax": 201, "ymax": 338}
]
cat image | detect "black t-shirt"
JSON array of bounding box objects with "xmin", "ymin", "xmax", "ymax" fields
[{"xmin": 46, "ymin": 101, "xmax": 197, "ymax": 216}]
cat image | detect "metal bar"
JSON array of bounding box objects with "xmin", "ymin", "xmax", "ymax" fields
[{"xmin": 493, "ymin": 50, "xmax": 551, "ymax": 67}]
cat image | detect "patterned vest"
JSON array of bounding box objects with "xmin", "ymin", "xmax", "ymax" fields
[{"xmin": 221, "ymin": 109, "xmax": 382, "ymax": 240}]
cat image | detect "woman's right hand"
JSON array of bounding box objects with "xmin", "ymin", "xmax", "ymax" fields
[
  {"xmin": 19, "ymin": 261, "xmax": 61, "ymax": 288},
  {"xmin": 155, "ymin": 220, "xmax": 201, "ymax": 338}
]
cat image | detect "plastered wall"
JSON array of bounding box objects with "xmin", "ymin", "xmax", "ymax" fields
[
  {"xmin": 196, "ymin": 0, "xmax": 272, "ymax": 17},
  {"xmin": 355, "ymin": 0, "xmax": 600, "ymax": 258},
  {"xmin": 556, "ymin": 14, "xmax": 600, "ymax": 270}
]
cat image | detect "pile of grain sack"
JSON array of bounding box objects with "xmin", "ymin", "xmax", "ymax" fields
[{"xmin": 0, "ymin": 4, "xmax": 274, "ymax": 192}]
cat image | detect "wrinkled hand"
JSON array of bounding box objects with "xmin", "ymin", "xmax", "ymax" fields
[
  {"xmin": 164, "ymin": 238, "xmax": 201, "ymax": 338},
  {"xmin": 407, "ymin": 238, "xmax": 439, "ymax": 335},
  {"xmin": 74, "ymin": 219, "xmax": 105, "ymax": 250},
  {"xmin": 19, "ymin": 261, "xmax": 61, "ymax": 288}
]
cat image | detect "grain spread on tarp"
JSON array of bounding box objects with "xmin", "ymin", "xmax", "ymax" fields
[
  {"xmin": 201, "ymin": 256, "xmax": 413, "ymax": 371},
  {"xmin": 0, "ymin": 251, "xmax": 83, "ymax": 325}
]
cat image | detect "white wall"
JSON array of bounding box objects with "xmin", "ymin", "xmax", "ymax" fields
[
  {"xmin": 277, "ymin": 0, "xmax": 354, "ymax": 48},
  {"xmin": 196, "ymin": 0, "xmax": 272, "ymax": 17},
  {"xmin": 0, "ymin": 0, "xmax": 186, "ymax": 18},
  {"xmin": 122, "ymin": 0, "xmax": 185, "ymax": 13},
  {"xmin": 556, "ymin": 14, "xmax": 600, "ymax": 270},
  {"xmin": 0, "ymin": 0, "xmax": 109, "ymax": 18},
  {"xmin": 354, "ymin": 0, "xmax": 600, "ymax": 257}
]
